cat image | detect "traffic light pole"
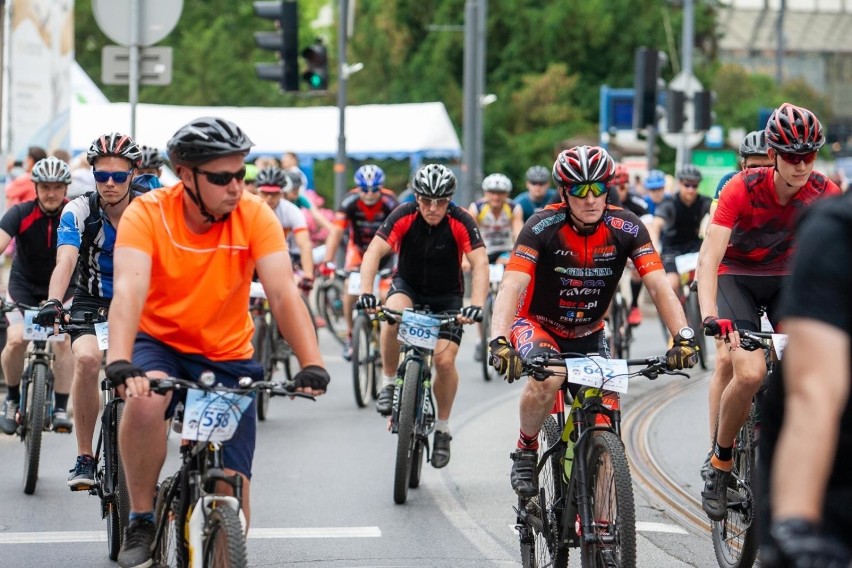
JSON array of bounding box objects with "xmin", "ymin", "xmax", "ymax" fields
[{"xmin": 333, "ymin": 0, "xmax": 349, "ymax": 208}]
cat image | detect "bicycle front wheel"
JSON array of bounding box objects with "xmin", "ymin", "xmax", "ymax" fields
[
  {"xmin": 393, "ymin": 359, "xmax": 420, "ymax": 504},
  {"xmin": 481, "ymin": 294, "xmax": 500, "ymax": 382},
  {"xmin": 521, "ymin": 415, "xmax": 568, "ymax": 568},
  {"xmin": 580, "ymin": 431, "xmax": 636, "ymax": 568},
  {"xmin": 153, "ymin": 475, "xmax": 186, "ymax": 567},
  {"xmin": 105, "ymin": 399, "xmax": 130, "ymax": 560},
  {"xmin": 711, "ymin": 408, "xmax": 759, "ymax": 568},
  {"xmin": 22, "ymin": 362, "xmax": 48, "ymax": 495},
  {"xmin": 351, "ymin": 314, "xmax": 373, "ymax": 408},
  {"xmin": 318, "ymin": 279, "xmax": 346, "ymax": 345},
  {"xmin": 251, "ymin": 314, "xmax": 272, "ymax": 421},
  {"xmin": 203, "ymin": 505, "xmax": 247, "ymax": 568}
]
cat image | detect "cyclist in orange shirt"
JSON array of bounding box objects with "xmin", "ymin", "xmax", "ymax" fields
[{"xmin": 104, "ymin": 117, "xmax": 330, "ymax": 568}]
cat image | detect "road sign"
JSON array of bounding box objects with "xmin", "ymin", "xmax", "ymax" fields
[
  {"xmin": 659, "ymin": 71, "xmax": 705, "ymax": 149},
  {"xmin": 102, "ymin": 46, "xmax": 173, "ymax": 86},
  {"xmin": 92, "ymin": 0, "xmax": 183, "ymax": 47}
]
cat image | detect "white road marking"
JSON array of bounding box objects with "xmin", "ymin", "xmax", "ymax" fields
[
  {"xmin": 0, "ymin": 526, "xmax": 382, "ymax": 544},
  {"xmin": 509, "ymin": 521, "xmax": 688, "ymax": 535}
]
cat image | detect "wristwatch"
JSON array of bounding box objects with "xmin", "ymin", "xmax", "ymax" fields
[{"xmin": 677, "ymin": 326, "xmax": 695, "ymax": 340}]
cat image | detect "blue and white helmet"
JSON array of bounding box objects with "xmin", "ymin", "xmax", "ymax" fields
[{"xmin": 354, "ymin": 164, "xmax": 385, "ymax": 188}]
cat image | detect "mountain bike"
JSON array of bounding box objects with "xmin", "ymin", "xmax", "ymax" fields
[
  {"xmin": 480, "ymin": 263, "xmax": 504, "ymax": 382},
  {"xmin": 675, "ymin": 252, "xmax": 707, "ymax": 369},
  {"xmin": 314, "ymin": 269, "xmax": 347, "ymax": 346},
  {"xmin": 709, "ymin": 329, "xmax": 784, "ymax": 568},
  {"xmin": 374, "ymin": 305, "xmax": 479, "ymax": 504},
  {"xmin": 607, "ymin": 285, "xmax": 633, "ymax": 360},
  {"xmin": 348, "ymin": 268, "xmax": 393, "ymax": 407},
  {"xmin": 143, "ymin": 374, "xmax": 313, "ymax": 567},
  {"xmin": 514, "ymin": 353, "xmax": 689, "ymax": 567}
]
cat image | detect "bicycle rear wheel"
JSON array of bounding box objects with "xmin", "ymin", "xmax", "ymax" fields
[
  {"xmin": 520, "ymin": 415, "xmax": 568, "ymax": 568},
  {"xmin": 154, "ymin": 475, "xmax": 186, "ymax": 567},
  {"xmin": 393, "ymin": 359, "xmax": 420, "ymax": 504},
  {"xmin": 580, "ymin": 431, "xmax": 636, "ymax": 568},
  {"xmin": 351, "ymin": 314, "xmax": 373, "ymax": 408},
  {"xmin": 685, "ymin": 291, "xmax": 707, "ymax": 369},
  {"xmin": 203, "ymin": 505, "xmax": 247, "ymax": 568},
  {"xmin": 104, "ymin": 399, "xmax": 130, "ymax": 560},
  {"xmin": 608, "ymin": 295, "xmax": 630, "ymax": 359},
  {"xmin": 22, "ymin": 362, "xmax": 48, "ymax": 495},
  {"xmin": 251, "ymin": 314, "xmax": 272, "ymax": 421},
  {"xmin": 711, "ymin": 408, "xmax": 759, "ymax": 568},
  {"xmin": 318, "ymin": 279, "xmax": 346, "ymax": 345},
  {"xmin": 480, "ymin": 294, "xmax": 499, "ymax": 382}
]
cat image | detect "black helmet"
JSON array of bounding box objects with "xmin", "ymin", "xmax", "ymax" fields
[
  {"xmin": 256, "ymin": 167, "xmax": 292, "ymax": 190},
  {"xmin": 411, "ymin": 164, "xmax": 456, "ymax": 198},
  {"xmin": 139, "ymin": 145, "xmax": 165, "ymax": 169},
  {"xmin": 31, "ymin": 156, "xmax": 71, "ymax": 184},
  {"xmin": 739, "ymin": 130, "xmax": 768, "ymax": 158},
  {"xmin": 676, "ymin": 164, "xmax": 703, "ymax": 183},
  {"xmin": 525, "ymin": 165, "xmax": 550, "ymax": 184},
  {"xmin": 167, "ymin": 117, "xmax": 253, "ymax": 167},
  {"xmin": 87, "ymin": 132, "xmax": 142, "ymax": 167}
]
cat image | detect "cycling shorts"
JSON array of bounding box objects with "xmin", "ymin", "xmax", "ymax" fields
[
  {"xmin": 661, "ymin": 242, "xmax": 701, "ymax": 274},
  {"xmin": 5, "ymin": 275, "xmax": 73, "ymax": 326},
  {"xmin": 487, "ymin": 250, "xmax": 511, "ymax": 264},
  {"xmin": 387, "ymin": 276, "xmax": 464, "ymax": 345},
  {"xmin": 67, "ymin": 292, "xmax": 111, "ymax": 343},
  {"xmin": 132, "ymin": 332, "xmax": 262, "ymax": 479},
  {"xmin": 717, "ymin": 274, "xmax": 785, "ymax": 332}
]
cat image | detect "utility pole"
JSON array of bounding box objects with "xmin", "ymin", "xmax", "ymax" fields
[
  {"xmin": 775, "ymin": 0, "xmax": 785, "ymax": 86},
  {"xmin": 473, "ymin": 0, "xmax": 487, "ymax": 190},
  {"xmin": 334, "ymin": 0, "xmax": 349, "ymax": 208},
  {"xmin": 677, "ymin": 0, "xmax": 694, "ymax": 167},
  {"xmin": 461, "ymin": 0, "xmax": 478, "ymax": 208}
]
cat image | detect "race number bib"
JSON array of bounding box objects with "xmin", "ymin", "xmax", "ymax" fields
[
  {"xmin": 488, "ymin": 263, "xmax": 505, "ymax": 284},
  {"xmin": 674, "ymin": 252, "xmax": 699, "ymax": 275},
  {"xmin": 565, "ymin": 357, "xmax": 629, "ymax": 394},
  {"xmin": 397, "ymin": 310, "xmax": 440, "ymax": 350},
  {"xmin": 771, "ymin": 334, "xmax": 788, "ymax": 360},
  {"xmin": 23, "ymin": 310, "xmax": 49, "ymax": 341},
  {"xmin": 94, "ymin": 322, "xmax": 109, "ymax": 351},
  {"xmin": 249, "ymin": 281, "xmax": 267, "ymax": 300},
  {"xmin": 181, "ymin": 389, "xmax": 253, "ymax": 442}
]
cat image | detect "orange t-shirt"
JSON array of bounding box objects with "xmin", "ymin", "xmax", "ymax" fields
[{"xmin": 116, "ymin": 183, "xmax": 286, "ymax": 360}]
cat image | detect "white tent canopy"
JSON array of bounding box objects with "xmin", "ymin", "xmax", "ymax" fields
[{"xmin": 71, "ymin": 100, "xmax": 461, "ymax": 161}]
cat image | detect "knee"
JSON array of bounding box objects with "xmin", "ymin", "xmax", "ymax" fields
[
  {"xmin": 2, "ymin": 334, "xmax": 26, "ymax": 354},
  {"xmin": 523, "ymin": 377, "xmax": 560, "ymax": 405},
  {"xmin": 433, "ymin": 353, "xmax": 455, "ymax": 375},
  {"xmin": 733, "ymin": 368, "xmax": 764, "ymax": 391},
  {"xmin": 74, "ymin": 351, "xmax": 103, "ymax": 376}
]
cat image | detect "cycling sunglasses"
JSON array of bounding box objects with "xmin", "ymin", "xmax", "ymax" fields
[
  {"xmin": 193, "ymin": 167, "xmax": 247, "ymax": 186},
  {"xmin": 418, "ymin": 196, "xmax": 451, "ymax": 207},
  {"xmin": 359, "ymin": 185, "xmax": 381, "ymax": 193},
  {"xmin": 93, "ymin": 170, "xmax": 133, "ymax": 184},
  {"xmin": 566, "ymin": 182, "xmax": 608, "ymax": 198},
  {"xmin": 778, "ymin": 151, "xmax": 817, "ymax": 165}
]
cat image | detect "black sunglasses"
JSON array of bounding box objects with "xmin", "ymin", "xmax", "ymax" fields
[
  {"xmin": 93, "ymin": 170, "xmax": 133, "ymax": 184},
  {"xmin": 194, "ymin": 167, "xmax": 247, "ymax": 186}
]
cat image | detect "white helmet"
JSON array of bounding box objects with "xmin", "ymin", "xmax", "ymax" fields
[{"xmin": 482, "ymin": 173, "xmax": 512, "ymax": 193}]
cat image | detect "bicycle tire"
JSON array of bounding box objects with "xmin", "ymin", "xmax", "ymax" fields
[
  {"xmin": 104, "ymin": 400, "xmax": 130, "ymax": 560},
  {"xmin": 610, "ymin": 295, "xmax": 630, "ymax": 360},
  {"xmin": 351, "ymin": 314, "xmax": 372, "ymax": 408},
  {"xmin": 251, "ymin": 315, "xmax": 272, "ymax": 421},
  {"xmin": 203, "ymin": 505, "xmax": 247, "ymax": 568},
  {"xmin": 409, "ymin": 437, "xmax": 425, "ymax": 489},
  {"xmin": 154, "ymin": 475, "xmax": 186, "ymax": 567},
  {"xmin": 393, "ymin": 359, "xmax": 420, "ymax": 504},
  {"xmin": 22, "ymin": 361, "xmax": 47, "ymax": 495},
  {"xmin": 480, "ymin": 294, "xmax": 498, "ymax": 382},
  {"xmin": 318, "ymin": 279, "xmax": 346, "ymax": 346},
  {"xmin": 521, "ymin": 415, "xmax": 569, "ymax": 568},
  {"xmin": 711, "ymin": 407, "xmax": 759, "ymax": 568},
  {"xmin": 580, "ymin": 431, "xmax": 636, "ymax": 568},
  {"xmin": 685, "ymin": 291, "xmax": 708, "ymax": 369},
  {"xmin": 370, "ymin": 319, "xmax": 381, "ymax": 400}
]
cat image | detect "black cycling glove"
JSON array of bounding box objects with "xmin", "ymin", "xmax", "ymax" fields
[
  {"xmin": 34, "ymin": 299, "xmax": 63, "ymax": 327},
  {"xmin": 357, "ymin": 293, "xmax": 378, "ymax": 310},
  {"xmin": 293, "ymin": 365, "xmax": 330, "ymax": 391},
  {"xmin": 105, "ymin": 360, "xmax": 148, "ymax": 388},
  {"xmin": 460, "ymin": 305, "xmax": 483, "ymax": 322}
]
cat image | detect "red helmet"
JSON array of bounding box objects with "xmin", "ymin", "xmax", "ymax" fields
[
  {"xmin": 765, "ymin": 103, "xmax": 825, "ymax": 154},
  {"xmin": 606, "ymin": 164, "xmax": 630, "ymax": 189},
  {"xmin": 552, "ymin": 146, "xmax": 615, "ymax": 188}
]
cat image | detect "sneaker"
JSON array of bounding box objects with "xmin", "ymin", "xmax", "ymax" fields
[
  {"xmin": 376, "ymin": 384, "xmax": 394, "ymax": 416},
  {"xmin": 627, "ymin": 306, "xmax": 642, "ymax": 326},
  {"xmin": 510, "ymin": 449, "xmax": 539, "ymax": 498},
  {"xmin": 432, "ymin": 431, "xmax": 452, "ymax": 469},
  {"xmin": 52, "ymin": 409, "xmax": 73, "ymax": 434},
  {"xmin": 117, "ymin": 517, "xmax": 156, "ymax": 568},
  {"xmin": 67, "ymin": 454, "xmax": 96, "ymax": 489},
  {"xmin": 699, "ymin": 450, "xmax": 713, "ymax": 482},
  {"xmin": 701, "ymin": 465, "xmax": 733, "ymax": 521},
  {"xmin": 342, "ymin": 336, "xmax": 353, "ymax": 362},
  {"xmin": 1, "ymin": 397, "xmax": 19, "ymax": 435},
  {"xmin": 473, "ymin": 343, "xmax": 483, "ymax": 362}
]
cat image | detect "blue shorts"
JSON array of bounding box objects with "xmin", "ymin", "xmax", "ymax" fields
[{"xmin": 133, "ymin": 333, "xmax": 263, "ymax": 479}]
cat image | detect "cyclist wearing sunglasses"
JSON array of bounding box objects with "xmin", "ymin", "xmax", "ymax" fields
[
  {"xmin": 515, "ymin": 165, "xmax": 559, "ymax": 222},
  {"xmin": 104, "ymin": 116, "xmax": 329, "ymax": 568},
  {"xmin": 488, "ymin": 145, "xmax": 697, "ymax": 499},
  {"xmin": 358, "ymin": 164, "xmax": 489, "ymax": 468},
  {"xmin": 0, "ymin": 157, "xmax": 75, "ymax": 436},
  {"xmin": 651, "ymin": 164, "xmax": 711, "ymax": 302},
  {"xmin": 322, "ymin": 164, "xmax": 398, "ymax": 361},
  {"xmin": 32, "ymin": 132, "xmax": 142, "ymax": 490},
  {"xmin": 696, "ymin": 102, "xmax": 841, "ymax": 523}
]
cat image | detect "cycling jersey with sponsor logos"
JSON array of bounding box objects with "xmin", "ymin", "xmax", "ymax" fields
[
  {"xmin": 0, "ymin": 198, "xmax": 67, "ymax": 290},
  {"xmin": 375, "ymin": 201, "xmax": 484, "ymax": 296},
  {"xmin": 712, "ymin": 167, "xmax": 841, "ymax": 276},
  {"xmin": 507, "ymin": 204, "xmax": 663, "ymax": 339},
  {"xmin": 470, "ymin": 198, "xmax": 516, "ymax": 254},
  {"xmin": 334, "ymin": 188, "xmax": 398, "ymax": 253}
]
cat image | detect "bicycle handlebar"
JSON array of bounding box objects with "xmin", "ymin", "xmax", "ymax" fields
[
  {"xmin": 739, "ymin": 329, "xmax": 780, "ymax": 353},
  {"xmin": 371, "ymin": 305, "xmax": 483, "ymax": 325},
  {"xmin": 521, "ymin": 353, "xmax": 690, "ymax": 382},
  {"xmin": 146, "ymin": 375, "xmax": 315, "ymax": 401}
]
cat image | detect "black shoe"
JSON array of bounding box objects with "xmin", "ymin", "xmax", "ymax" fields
[
  {"xmin": 1, "ymin": 397, "xmax": 19, "ymax": 435},
  {"xmin": 702, "ymin": 465, "xmax": 733, "ymax": 522},
  {"xmin": 432, "ymin": 431, "xmax": 452, "ymax": 468},
  {"xmin": 699, "ymin": 450, "xmax": 712, "ymax": 482},
  {"xmin": 118, "ymin": 517, "xmax": 156, "ymax": 568},
  {"xmin": 376, "ymin": 384, "xmax": 394, "ymax": 416},
  {"xmin": 510, "ymin": 449, "xmax": 539, "ymax": 498},
  {"xmin": 67, "ymin": 454, "xmax": 96, "ymax": 489}
]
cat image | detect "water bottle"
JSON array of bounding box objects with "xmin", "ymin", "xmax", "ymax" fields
[{"xmin": 172, "ymin": 401, "xmax": 184, "ymax": 434}]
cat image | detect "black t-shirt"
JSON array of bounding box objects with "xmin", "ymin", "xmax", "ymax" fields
[
  {"xmin": 0, "ymin": 199, "xmax": 65, "ymax": 289},
  {"xmin": 761, "ymin": 191, "xmax": 852, "ymax": 537},
  {"xmin": 655, "ymin": 192, "xmax": 711, "ymax": 250}
]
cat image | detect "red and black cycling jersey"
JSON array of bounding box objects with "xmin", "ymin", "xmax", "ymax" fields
[
  {"xmin": 713, "ymin": 166, "xmax": 841, "ymax": 276},
  {"xmin": 507, "ymin": 204, "xmax": 662, "ymax": 339},
  {"xmin": 376, "ymin": 201, "xmax": 484, "ymax": 296},
  {"xmin": 334, "ymin": 188, "xmax": 398, "ymax": 253},
  {"xmin": 0, "ymin": 198, "xmax": 67, "ymax": 288}
]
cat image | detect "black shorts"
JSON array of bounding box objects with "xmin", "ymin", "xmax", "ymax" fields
[
  {"xmin": 716, "ymin": 274, "xmax": 785, "ymax": 332},
  {"xmin": 68, "ymin": 292, "xmax": 111, "ymax": 343},
  {"xmin": 387, "ymin": 276, "xmax": 464, "ymax": 345},
  {"xmin": 661, "ymin": 242, "xmax": 702, "ymax": 274},
  {"xmin": 487, "ymin": 250, "xmax": 511, "ymax": 264}
]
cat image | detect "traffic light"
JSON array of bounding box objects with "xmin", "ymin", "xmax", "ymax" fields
[
  {"xmin": 693, "ymin": 90, "xmax": 714, "ymax": 131},
  {"xmin": 665, "ymin": 89, "xmax": 685, "ymax": 133},
  {"xmin": 633, "ymin": 47, "xmax": 664, "ymax": 130},
  {"xmin": 253, "ymin": 1, "xmax": 299, "ymax": 92},
  {"xmin": 301, "ymin": 41, "xmax": 328, "ymax": 91}
]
